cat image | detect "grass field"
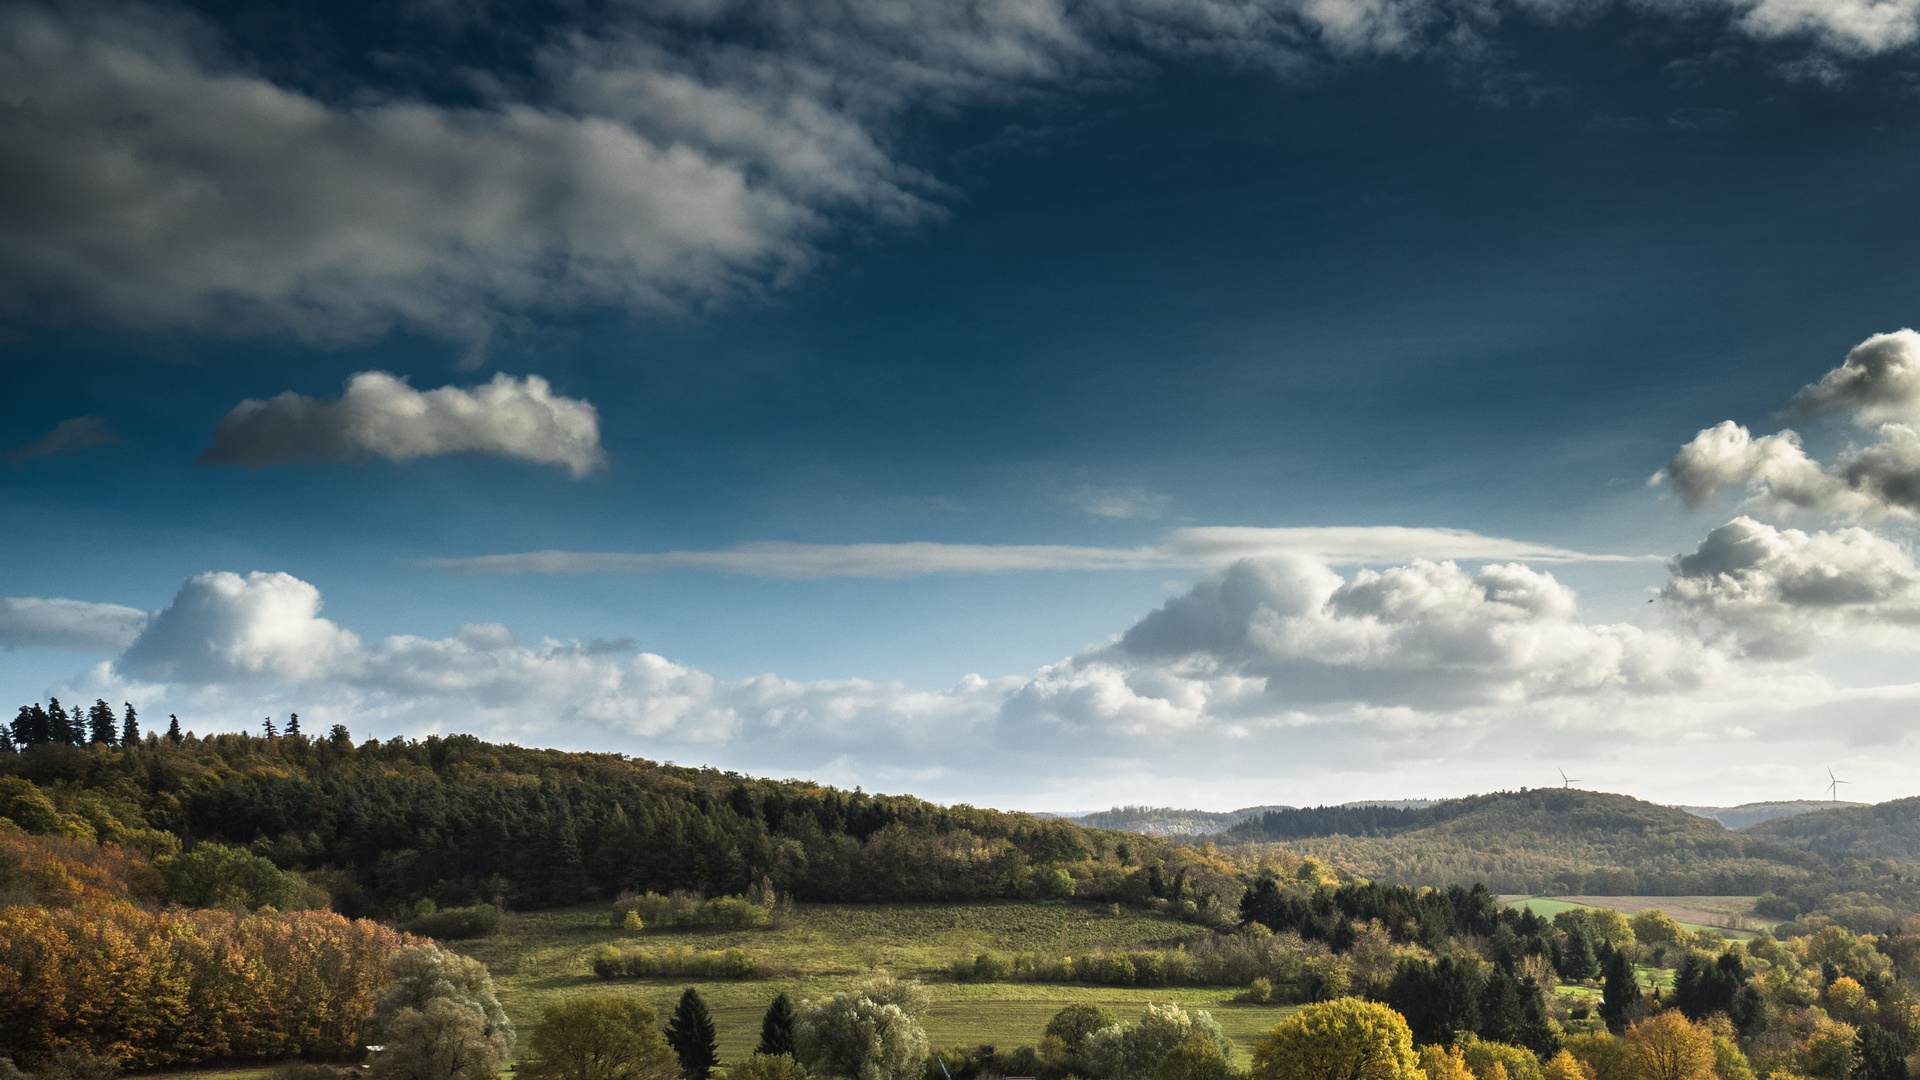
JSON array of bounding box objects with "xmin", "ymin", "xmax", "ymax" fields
[
  {"xmin": 448, "ymin": 901, "xmax": 1288, "ymax": 1066},
  {"xmin": 1499, "ymin": 895, "xmax": 1767, "ymax": 940}
]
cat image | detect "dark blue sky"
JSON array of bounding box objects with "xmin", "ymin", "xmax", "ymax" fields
[{"xmin": 4, "ymin": 0, "xmax": 1920, "ymax": 805}]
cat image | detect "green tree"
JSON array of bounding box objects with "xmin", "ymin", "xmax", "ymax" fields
[
  {"xmin": 757, "ymin": 994, "xmax": 797, "ymax": 1058},
  {"xmin": 794, "ymin": 976, "xmax": 930, "ymax": 1080},
  {"xmin": 1153, "ymin": 1035, "xmax": 1229, "ymax": 1080},
  {"xmin": 1600, "ymin": 949, "xmax": 1638, "ymax": 1031},
  {"xmin": 518, "ymin": 997, "xmax": 678, "ymax": 1080},
  {"xmin": 119, "ymin": 703, "xmax": 138, "ymax": 746},
  {"xmin": 165, "ymin": 714, "xmax": 182, "ymax": 744},
  {"xmin": 1249, "ymin": 998, "xmax": 1422, "ymax": 1080},
  {"xmin": 370, "ymin": 999, "xmax": 509, "ymax": 1080},
  {"xmin": 1480, "ymin": 970, "xmax": 1521, "ymax": 1044},
  {"xmin": 1856, "ymin": 1024, "xmax": 1908, "ymax": 1080},
  {"xmin": 1084, "ymin": 1004, "xmax": 1230, "ymax": 1080},
  {"xmin": 157, "ymin": 842, "xmax": 307, "ymax": 910},
  {"xmin": 1807, "ymin": 1020, "xmax": 1861, "ymax": 1080},
  {"xmin": 1047, "ymin": 1004, "xmax": 1118, "ymax": 1054},
  {"xmin": 666, "ymin": 989, "xmax": 719, "ymax": 1080},
  {"xmin": 370, "ymin": 944, "xmax": 515, "ymax": 1051}
]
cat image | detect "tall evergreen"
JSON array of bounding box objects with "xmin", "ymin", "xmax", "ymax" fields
[
  {"xmin": 666, "ymin": 988, "xmax": 719, "ymax": 1080},
  {"xmin": 1858, "ymin": 1024, "xmax": 1909, "ymax": 1080},
  {"xmin": 1480, "ymin": 967, "xmax": 1522, "ymax": 1044},
  {"xmin": 1514, "ymin": 978, "xmax": 1561, "ymax": 1057},
  {"xmin": 1559, "ymin": 921, "xmax": 1598, "ymax": 980},
  {"xmin": 755, "ymin": 992, "xmax": 796, "ymax": 1057},
  {"xmin": 120, "ymin": 703, "xmax": 139, "ymax": 746},
  {"xmin": 263, "ymin": 716, "xmax": 278, "ymax": 738},
  {"xmin": 88, "ymin": 699, "xmax": 117, "ymax": 745},
  {"xmin": 286, "ymin": 712, "xmax": 301, "ymax": 737},
  {"xmin": 47, "ymin": 699, "xmax": 75, "ymax": 745},
  {"xmin": 1600, "ymin": 947, "xmax": 1639, "ymax": 1030},
  {"xmin": 166, "ymin": 714, "xmax": 183, "ymax": 745}
]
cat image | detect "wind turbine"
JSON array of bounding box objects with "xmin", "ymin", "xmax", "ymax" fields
[
  {"xmin": 1826, "ymin": 768, "xmax": 1851, "ymax": 802},
  {"xmin": 1560, "ymin": 769, "xmax": 1581, "ymax": 789}
]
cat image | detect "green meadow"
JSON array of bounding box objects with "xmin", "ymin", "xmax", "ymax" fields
[{"xmin": 450, "ymin": 901, "xmax": 1295, "ymax": 1066}]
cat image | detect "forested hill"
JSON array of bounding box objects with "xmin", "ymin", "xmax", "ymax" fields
[
  {"xmin": 1743, "ymin": 795, "xmax": 1920, "ymax": 860},
  {"xmin": 0, "ymin": 724, "xmax": 1172, "ymax": 915},
  {"xmin": 1221, "ymin": 788, "xmax": 1822, "ymax": 895},
  {"xmin": 1677, "ymin": 800, "xmax": 1864, "ymax": 829},
  {"xmin": 1072, "ymin": 804, "xmax": 1292, "ymax": 835}
]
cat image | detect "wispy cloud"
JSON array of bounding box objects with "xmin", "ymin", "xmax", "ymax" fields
[
  {"xmin": 1067, "ymin": 485, "xmax": 1171, "ymax": 519},
  {"xmin": 4, "ymin": 416, "xmax": 115, "ymax": 465},
  {"xmin": 0, "ymin": 596, "xmax": 151, "ymax": 651},
  {"xmin": 3, "ymin": 0, "xmax": 1913, "ymax": 345},
  {"xmin": 420, "ymin": 525, "xmax": 1647, "ymax": 579}
]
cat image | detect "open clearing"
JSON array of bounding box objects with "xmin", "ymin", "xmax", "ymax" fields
[
  {"xmin": 1499, "ymin": 895, "xmax": 1769, "ymax": 938},
  {"xmin": 450, "ymin": 901, "xmax": 1287, "ymax": 1065}
]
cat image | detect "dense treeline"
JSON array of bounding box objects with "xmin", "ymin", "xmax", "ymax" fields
[
  {"xmin": 0, "ymin": 714, "xmax": 1178, "ymax": 913},
  {"xmin": 0, "ymin": 902, "xmax": 409, "ymax": 1067}
]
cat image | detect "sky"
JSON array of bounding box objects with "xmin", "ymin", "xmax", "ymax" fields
[{"xmin": 7, "ymin": 0, "xmax": 1920, "ymax": 812}]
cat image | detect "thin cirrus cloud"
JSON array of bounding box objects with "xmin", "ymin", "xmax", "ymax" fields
[
  {"xmin": 3, "ymin": 0, "xmax": 1917, "ymax": 345},
  {"xmin": 199, "ymin": 371, "xmax": 606, "ymax": 477},
  {"xmin": 420, "ymin": 525, "xmax": 1650, "ymax": 579},
  {"xmin": 0, "ymin": 596, "xmax": 151, "ymax": 652},
  {"xmin": 1660, "ymin": 329, "xmax": 1920, "ymax": 517},
  {"xmin": 4, "ymin": 415, "xmax": 115, "ymax": 465}
]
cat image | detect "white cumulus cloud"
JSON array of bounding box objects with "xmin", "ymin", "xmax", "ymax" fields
[
  {"xmin": 1662, "ymin": 516, "xmax": 1920, "ymax": 658},
  {"xmin": 117, "ymin": 571, "xmax": 361, "ymax": 683},
  {"xmin": 1661, "ymin": 330, "xmax": 1920, "ymax": 517},
  {"xmin": 199, "ymin": 371, "xmax": 605, "ymax": 476}
]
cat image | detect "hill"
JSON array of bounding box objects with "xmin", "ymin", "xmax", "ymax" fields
[
  {"xmin": 1070, "ymin": 805, "xmax": 1292, "ymax": 835},
  {"xmin": 1220, "ymin": 788, "xmax": 1819, "ymax": 895},
  {"xmin": 1677, "ymin": 800, "xmax": 1863, "ymax": 829},
  {"xmin": 1743, "ymin": 795, "xmax": 1920, "ymax": 860}
]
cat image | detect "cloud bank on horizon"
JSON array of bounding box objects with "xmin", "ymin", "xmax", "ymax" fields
[{"xmin": 3, "ymin": 0, "xmax": 1918, "ymax": 345}]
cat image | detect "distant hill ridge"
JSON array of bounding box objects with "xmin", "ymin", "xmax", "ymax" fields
[
  {"xmin": 1068, "ymin": 798, "xmax": 1443, "ymax": 836},
  {"xmin": 1743, "ymin": 795, "xmax": 1920, "ymax": 861},
  {"xmin": 1678, "ymin": 800, "xmax": 1866, "ymax": 830}
]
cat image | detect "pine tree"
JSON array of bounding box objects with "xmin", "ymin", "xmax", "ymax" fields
[
  {"xmin": 1515, "ymin": 978, "xmax": 1561, "ymax": 1057},
  {"xmin": 88, "ymin": 699, "xmax": 117, "ymax": 745},
  {"xmin": 1480, "ymin": 967, "xmax": 1522, "ymax": 1043},
  {"xmin": 166, "ymin": 714, "xmax": 183, "ymax": 745},
  {"xmin": 263, "ymin": 716, "xmax": 277, "ymax": 738},
  {"xmin": 121, "ymin": 703, "xmax": 139, "ymax": 746},
  {"xmin": 665, "ymin": 988, "xmax": 719, "ymax": 1080},
  {"xmin": 755, "ymin": 993, "xmax": 796, "ymax": 1057},
  {"xmin": 47, "ymin": 699, "xmax": 75, "ymax": 745},
  {"xmin": 1600, "ymin": 947, "xmax": 1639, "ymax": 1031},
  {"xmin": 286, "ymin": 712, "xmax": 301, "ymax": 737}
]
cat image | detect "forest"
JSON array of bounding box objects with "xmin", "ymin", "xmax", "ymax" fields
[{"xmin": 8, "ymin": 707, "xmax": 1920, "ymax": 1080}]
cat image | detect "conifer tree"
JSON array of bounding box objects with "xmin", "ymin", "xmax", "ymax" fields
[
  {"xmin": 1515, "ymin": 978, "xmax": 1560, "ymax": 1057},
  {"xmin": 121, "ymin": 703, "xmax": 139, "ymax": 746},
  {"xmin": 756, "ymin": 993, "xmax": 796, "ymax": 1058},
  {"xmin": 88, "ymin": 699, "xmax": 117, "ymax": 745},
  {"xmin": 286, "ymin": 712, "xmax": 300, "ymax": 736},
  {"xmin": 263, "ymin": 716, "xmax": 277, "ymax": 738},
  {"xmin": 666, "ymin": 988, "xmax": 719, "ymax": 1080},
  {"xmin": 1600, "ymin": 947, "xmax": 1639, "ymax": 1031},
  {"xmin": 166, "ymin": 714, "xmax": 183, "ymax": 744},
  {"xmin": 47, "ymin": 699, "xmax": 74, "ymax": 745},
  {"xmin": 1480, "ymin": 968, "xmax": 1521, "ymax": 1044}
]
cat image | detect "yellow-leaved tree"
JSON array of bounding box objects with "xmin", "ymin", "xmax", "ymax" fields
[
  {"xmin": 1251, "ymin": 998, "xmax": 1422, "ymax": 1080},
  {"xmin": 1623, "ymin": 1012, "xmax": 1715, "ymax": 1080}
]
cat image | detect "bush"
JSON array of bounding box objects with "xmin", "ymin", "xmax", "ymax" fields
[
  {"xmin": 611, "ymin": 891, "xmax": 770, "ymax": 930},
  {"xmin": 590, "ymin": 945, "xmax": 768, "ymax": 980},
  {"xmin": 731, "ymin": 1055, "xmax": 811, "ymax": 1080},
  {"xmin": 405, "ymin": 904, "xmax": 503, "ymax": 940}
]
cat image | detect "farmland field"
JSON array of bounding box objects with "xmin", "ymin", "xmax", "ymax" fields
[
  {"xmin": 449, "ymin": 901, "xmax": 1288, "ymax": 1065},
  {"xmin": 1498, "ymin": 895, "xmax": 1769, "ymax": 939}
]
